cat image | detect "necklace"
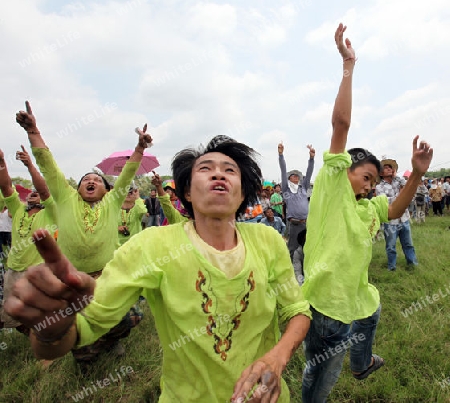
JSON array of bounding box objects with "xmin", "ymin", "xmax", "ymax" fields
[
  {"xmin": 121, "ymin": 208, "xmax": 131, "ymax": 226},
  {"xmin": 83, "ymin": 203, "xmax": 101, "ymax": 233},
  {"xmin": 18, "ymin": 212, "xmax": 37, "ymax": 238}
]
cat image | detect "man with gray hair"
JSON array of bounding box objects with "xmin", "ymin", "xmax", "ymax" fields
[{"xmin": 278, "ymin": 143, "xmax": 315, "ymax": 260}]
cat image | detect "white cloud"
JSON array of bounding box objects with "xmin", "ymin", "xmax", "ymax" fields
[{"xmin": 0, "ymin": 0, "xmax": 449, "ymax": 185}]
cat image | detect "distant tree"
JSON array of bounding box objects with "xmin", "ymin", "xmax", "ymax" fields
[
  {"xmin": 67, "ymin": 177, "xmax": 78, "ymax": 189},
  {"xmin": 11, "ymin": 176, "xmax": 32, "ymax": 189},
  {"xmin": 426, "ymin": 168, "xmax": 450, "ymax": 178}
]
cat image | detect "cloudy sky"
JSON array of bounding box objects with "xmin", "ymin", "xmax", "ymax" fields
[{"xmin": 1, "ymin": 0, "xmax": 449, "ymax": 184}]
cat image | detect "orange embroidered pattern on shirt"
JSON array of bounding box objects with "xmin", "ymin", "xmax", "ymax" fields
[{"xmin": 196, "ymin": 270, "xmax": 256, "ymax": 361}]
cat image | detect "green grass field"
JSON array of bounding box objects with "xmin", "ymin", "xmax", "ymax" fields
[{"xmin": 1, "ymin": 215, "xmax": 450, "ymax": 403}]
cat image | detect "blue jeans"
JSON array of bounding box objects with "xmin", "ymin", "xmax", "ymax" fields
[
  {"xmin": 302, "ymin": 305, "xmax": 381, "ymax": 403},
  {"xmin": 383, "ymin": 221, "xmax": 418, "ymax": 270},
  {"xmin": 146, "ymin": 214, "xmax": 160, "ymax": 227}
]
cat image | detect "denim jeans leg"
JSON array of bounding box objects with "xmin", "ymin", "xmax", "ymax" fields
[
  {"xmin": 302, "ymin": 308, "xmax": 351, "ymax": 403},
  {"xmin": 349, "ymin": 305, "xmax": 381, "ymax": 373},
  {"xmin": 398, "ymin": 221, "xmax": 418, "ymax": 265},
  {"xmin": 383, "ymin": 224, "xmax": 398, "ymax": 270}
]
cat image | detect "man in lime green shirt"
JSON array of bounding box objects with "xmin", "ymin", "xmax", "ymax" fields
[
  {"xmin": 0, "ymin": 146, "xmax": 57, "ymax": 329},
  {"xmin": 6, "ymin": 135, "xmax": 311, "ymax": 403},
  {"xmin": 118, "ymin": 184, "xmax": 147, "ymax": 246},
  {"xmin": 301, "ymin": 24, "xmax": 434, "ymax": 402}
]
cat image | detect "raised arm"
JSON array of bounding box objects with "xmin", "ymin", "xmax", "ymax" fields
[
  {"xmin": 330, "ymin": 24, "xmax": 356, "ymax": 154},
  {"xmin": 302, "ymin": 144, "xmax": 315, "ymax": 189},
  {"xmin": 388, "ymin": 136, "xmax": 433, "ymax": 219},
  {"xmin": 111, "ymin": 125, "xmax": 153, "ymax": 205},
  {"xmin": 16, "ymin": 101, "xmax": 48, "ymax": 149},
  {"xmin": 151, "ymin": 172, "xmax": 184, "ymax": 224},
  {"xmin": 129, "ymin": 123, "xmax": 153, "ymax": 164},
  {"xmin": 278, "ymin": 143, "xmax": 288, "ymax": 193},
  {"xmin": 0, "ymin": 149, "xmax": 14, "ymax": 198},
  {"xmin": 16, "ymin": 145, "xmax": 50, "ymax": 201}
]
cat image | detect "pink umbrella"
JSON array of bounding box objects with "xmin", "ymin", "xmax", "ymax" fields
[
  {"xmin": 15, "ymin": 184, "xmax": 32, "ymax": 202},
  {"xmin": 402, "ymin": 170, "xmax": 411, "ymax": 178},
  {"xmin": 96, "ymin": 150, "xmax": 159, "ymax": 176}
]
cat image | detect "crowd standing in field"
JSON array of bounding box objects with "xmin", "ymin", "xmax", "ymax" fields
[{"xmin": 0, "ymin": 23, "xmax": 437, "ymax": 403}]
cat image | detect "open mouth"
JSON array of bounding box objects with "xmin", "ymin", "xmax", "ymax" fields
[
  {"xmin": 211, "ymin": 185, "xmax": 228, "ymax": 193},
  {"xmin": 86, "ymin": 184, "xmax": 95, "ymax": 193}
]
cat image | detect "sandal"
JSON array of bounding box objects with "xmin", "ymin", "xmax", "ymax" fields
[{"xmin": 353, "ymin": 354, "xmax": 384, "ymax": 380}]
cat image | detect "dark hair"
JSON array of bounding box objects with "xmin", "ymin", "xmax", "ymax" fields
[
  {"xmin": 297, "ymin": 228, "xmax": 307, "ymax": 247},
  {"xmin": 172, "ymin": 135, "xmax": 262, "ymax": 219},
  {"xmin": 347, "ymin": 148, "xmax": 381, "ymax": 174},
  {"xmin": 77, "ymin": 172, "xmax": 111, "ymax": 191}
]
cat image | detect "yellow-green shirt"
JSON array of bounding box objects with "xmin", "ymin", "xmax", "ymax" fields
[
  {"xmin": 157, "ymin": 193, "xmax": 187, "ymax": 224},
  {"xmin": 76, "ymin": 222, "xmax": 311, "ymax": 402},
  {"xmin": 3, "ymin": 191, "xmax": 57, "ymax": 271},
  {"xmin": 118, "ymin": 198, "xmax": 147, "ymax": 246},
  {"xmin": 32, "ymin": 147, "xmax": 139, "ymax": 273},
  {"xmin": 303, "ymin": 151, "xmax": 389, "ymax": 324}
]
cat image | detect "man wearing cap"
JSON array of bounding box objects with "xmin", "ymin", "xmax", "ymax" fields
[
  {"xmin": 278, "ymin": 143, "xmax": 315, "ymax": 260},
  {"xmin": 375, "ymin": 159, "xmax": 418, "ymax": 271}
]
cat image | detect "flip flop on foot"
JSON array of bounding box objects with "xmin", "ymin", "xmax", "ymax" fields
[{"xmin": 353, "ymin": 354, "xmax": 384, "ymax": 380}]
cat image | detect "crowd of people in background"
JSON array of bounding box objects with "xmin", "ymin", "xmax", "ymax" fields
[{"xmin": 0, "ymin": 23, "xmax": 438, "ymax": 403}]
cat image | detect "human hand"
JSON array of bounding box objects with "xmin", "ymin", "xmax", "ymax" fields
[
  {"xmin": 16, "ymin": 145, "xmax": 32, "ymax": 167},
  {"xmin": 16, "ymin": 101, "xmax": 39, "ymax": 134},
  {"xmin": 4, "ymin": 230, "xmax": 96, "ymax": 339},
  {"xmin": 151, "ymin": 171, "xmax": 162, "ymax": 187},
  {"xmin": 135, "ymin": 123, "xmax": 153, "ymax": 149},
  {"xmin": 232, "ymin": 351, "xmax": 284, "ymax": 403},
  {"xmin": 335, "ymin": 23, "xmax": 355, "ymax": 61},
  {"xmin": 411, "ymin": 136, "xmax": 433, "ymax": 176},
  {"xmin": 307, "ymin": 144, "xmax": 315, "ymax": 159},
  {"xmin": 278, "ymin": 143, "xmax": 284, "ymax": 155}
]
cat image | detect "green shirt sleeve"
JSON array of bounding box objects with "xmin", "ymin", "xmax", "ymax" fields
[
  {"xmin": 107, "ymin": 161, "xmax": 140, "ymax": 208},
  {"xmin": 76, "ymin": 231, "xmax": 163, "ymax": 347},
  {"xmin": 158, "ymin": 194, "xmax": 187, "ymax": 224},
  {"xmin": 4, "ymin": 190, "xmax": 22, "ymax": 218},
  {"xmin": 41, "ymin": 195, "xmax": 58, "ymax": 229},
  {"xmin": 134, "ymin": 198, "xmax": 147, "ymax": 216},
  {"xmin": 31, "ymin": 148, "xmax": 76, "ymax": 203}
]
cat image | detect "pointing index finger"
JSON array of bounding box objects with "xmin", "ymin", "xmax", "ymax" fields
[
  {"xmin": 32, "ymin": 229, "xmax": 81, "ymax": 288},
  {"xmin": 412, "ymin": 135, "xmax": 419, "ymax": 151},
  {"xmin": 25, "ymin": 100, "xmax": 33, "ymax": 115}
]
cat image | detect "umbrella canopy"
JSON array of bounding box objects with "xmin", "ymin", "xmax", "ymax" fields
[
  {"xmin": 15, "ymin": 184, "xmax": 32, "ymax": 202},
  {"xmin": 402, "ymin": 170, "xmax": 411, "ymax": 178},
  {"xmin": 96, "ymin": 150, "xmax": 159, "ymax": 176}
]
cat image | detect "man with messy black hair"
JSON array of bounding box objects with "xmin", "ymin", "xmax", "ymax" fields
[
  {"xmin": 6, "ymin": 134, "xmax": 311, "ymax": 403},
  {"xmin": 172, "ymin": 135, "xmax": 262, "ymax": 219}
]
